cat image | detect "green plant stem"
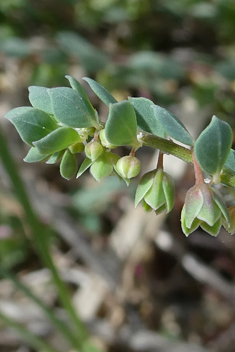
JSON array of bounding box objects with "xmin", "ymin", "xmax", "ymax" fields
[
  {"xmin": 140, "ymin": 131, "xmax": 235, "ymax": 188},
  {"xmin": 141, "ymin": 131, "xmax": 193, "ymax": 163},
  {"xmin": 0, "ymin": 267, "xmax": 80, "ymax": 348},
  {"xmin": 0, "ymin": 125, "xmax": 88, "ymax": 349},
  {"xmin": 0, "ymin": 311, "xmax": 59, "ymax": 352}
]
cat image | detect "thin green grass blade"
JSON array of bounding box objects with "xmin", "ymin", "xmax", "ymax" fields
[
  {"xmin": 0, "ymin": 311, "xmax": 59, "ymax": 352},
  {"xmin": 0, "ymin": 125, "xmax": 88, "ymax": 349},
  {"xmin": 0, "ymin": 266, "xmax": 79, "ymax": 348}
]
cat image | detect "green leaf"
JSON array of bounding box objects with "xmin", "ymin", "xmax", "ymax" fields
[
  {"xmin": 194, "ymin": 116, "xmax": 233, "ymax": 177},
  {"xmin": 60, "ymin": 149, "xmax": 78, "ymax": 180},
  {"xmin": 46, "ymin": 150, "xmax": 64, "ymax": 164},
  {"xmin": 224, "ymin": 149, "xmax": 235, "ymax": 172},
  {"xmin": 162, "ymin": 174, "xmax": 175, "ymax": 212},
  {"xmin": 181, "ymin": 205, "xmax": 201, "ymax": 236},
  {"xmin": 77, "ymin": 158, "xmax": 93, "ymax": 178},
  {"xmin": 200, "ymin": 218, "xmax": 221, "ymax": 237},
  {"xmin": 5, "ymin": 107, "xmax": 58, "ymax": 146},
  {"xmin": 24, "ymin": 147, "xmax": 50, "ymax": 163},
  {"xmin": 83, "ymin": 77, "xmax": 117, "ymax": 106},
  {"xmin": 185, "ymin": 186, "xmax": 204, "ymax": 228},
  {"xmin": 90, "ymin": 152, "xmax": 113, "ymax": 181},
  {"xmin": 0, "ymin": 37, "xmax": 31, "ymax": 58},
  {"xmin": 48, "ymin": 87, "xmax": 99, "ymax": 128},
  {"xmin": 144, "ymin": 170, "xmax": 166, "ymax": 210},
  {"xmin": 33, "ymin": 127, "xmax": 81, "ymax": 154},
  {"xmin": 65, "ymin": 75, "xmax": 92, "ymax": 104},
  {"xmin": 129, "ymin": 97, "xmax": 165, "ymax": 138},
  {"xmin": 135, "ymin": 171, "xmax": 155, "ymax": 207},
  {"xmin": 28, "ymin": 86, "xmax": 53, "ymax": 115},
  {"xmin": 153, "ymin": 105, "xmax": 194, "ymax": 146},
  {"xmin": 57, "ymin": 31, "xmax": 109, "ymax": 72},
  {"xmin": 105, "ymin": 101, "xmax": 138, "ymax": 146}
]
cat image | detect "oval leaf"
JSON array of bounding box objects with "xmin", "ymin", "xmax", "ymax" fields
[
  {"xmin": 105, "ymin": 101, "xmax": 138, "ymax": 146},
  {"xmin": 90, "ymin": 152, "xmax": 113, "ymax": 182},
  {"xmin": 24, "ymin": 147, "xmax": 50, "ymax": 163},
  {"xmin": 129, "ymin": 97, "xmax": 165, "ymax": 138},
  {"xmin": 153, "ymin": 105, "xmax": 194, "ymax": 146},
  {"xmin": 83, "ymin": 77, "xmax": 117, "ymax": 106},
  {"xmin": 60, "ymin": 149, "xmax": 78, "ymax": 180},
  {"xmin": 48, "ymin": 87, "xmax": 99, "ymax": 128},
  {"xmin": 194, "ymin": 116, "xmax": 233, "ymax": 176},
  {"xmin": 5, "ymin": 107, "xmax": 58, "ymax": 146},
  {"xmin": 33, "ymin": 127, "xmax": 81, "ymax": 154},
  {"xmin": 28, "ymin": 86, "xmax": 53, "ymax": 115}
]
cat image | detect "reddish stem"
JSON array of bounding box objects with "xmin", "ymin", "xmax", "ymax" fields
[
  {"xmin": 193, "ymin": 152, "xmax": 204, "ymax": 185},
  {"xmin": 130, "ymin": 147, "xmax": 136, "ymax": 157},
  {"xmin": 157, "ymin": 152, "xmax": 164, "ymax": 169}
]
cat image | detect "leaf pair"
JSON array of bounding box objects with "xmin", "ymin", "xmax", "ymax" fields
[
  {"xmin": 29, "ymin": 75, "xmax": 100, "ymax": 129},
  {"xmin": 5, "ymin": 76, "xmax": 101, "ymax": 150},
  {"xmin": 84, "ymin": 77, "xmax": 194, "ymax": 146}
]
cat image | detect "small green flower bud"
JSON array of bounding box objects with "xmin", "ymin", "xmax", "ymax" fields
[
  {"xmin": 223, "ymin": 205, "xmax": 235, "ymax": 234},
  {"xmin": 135, "ymin": 169, "xmax": 174, "ymax": 214},
  {"xmin": 181, "ymin": 183, "xmax": 230, "ymax": 236},
  {"xmin": 116, "ymin": 156, "xmax": 141, "ymax": 179},
  {"xmin": 99, "ymin": 129, "xmax": 117, "ymax": 149},
  {"xmin": 85, "ymin": 141, "xmax": 104, "ymax": 161},
  {"xmin": 69, "ymin": 142, "xmax": 85, "ymax": 154}
]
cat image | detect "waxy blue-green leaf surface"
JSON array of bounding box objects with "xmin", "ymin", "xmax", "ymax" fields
[
  {"xmin": 129, "ymin": 97, "xmax": 165, "ymax": 138},
  {"xmin": 60, "ymin": 149, "xmax": 78, "ymax": 180},
  {"xmin": 48, "ymin": 87, "xmax": 99, "ymax": 128},
  {"xmin": 83, "ymin": 77, "xmax": 117, "ymax": 106},
  {"xmin": 5, "ymin": 107, "xmax": 58, "ymax": 146},
  {"xmin": 153, "ymin": 105, "xmax": 194, "ymax": 146},
  {"xmin": 28, "ymin": 86, "xmax": 53, "ymax": 115},
  {"xmin": 33, "ymin": 127, "xmax": 81, "ymax": 154},
  {"xmin": 105, "ymin": 101, "xmax": 138, "ymax": 146},
  {"xmin": 24, "ymin": 147, "xmax": 50, "ymax": 163},
  {"xmin": 224, "ymin": 149, "xmax": 235, "ymax": 172},
  {"xmin": 65, "ymin": 75, "xmax": 91, "ymax": 104},
  {"xmin": 194, "ymin": 116, "xmax": 233, "ymax": 176},
  {"xmin": 57, "ymin": 31, "xmax": 108, "ymax": 73}
]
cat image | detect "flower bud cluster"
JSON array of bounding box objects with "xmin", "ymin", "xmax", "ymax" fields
[
  {"xmin": 77, "ymin": 129, "xmax": 141, "ymax": 183},
  {"xmin": 135, "ymin": 169, "xmax": 174, "ymax": 215},
  {"xmin": 181, "ymin": 182, "xmax": 230, "ymax": 236}
]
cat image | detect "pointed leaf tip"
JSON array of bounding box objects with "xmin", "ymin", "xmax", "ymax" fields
[{"xmin": 195, "ymin": 115, "xmax": 233, "ymax": 177}]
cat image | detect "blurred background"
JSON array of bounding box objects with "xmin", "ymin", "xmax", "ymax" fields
[{"xmin": 1, "ymin": 0, "xmax": 235, "ymax": 351}]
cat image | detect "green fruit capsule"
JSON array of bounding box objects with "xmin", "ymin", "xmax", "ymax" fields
[
  {"xmin": 85, "ymin": 141, "xmax": 104, "ymax": 161},
  {"xmin": 116, "ymin": 155, "xmax": 141, "ymax": 179},
  {"xmin": 60, "ymin": 149, "xmax": 78, "ymax": 180}
]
